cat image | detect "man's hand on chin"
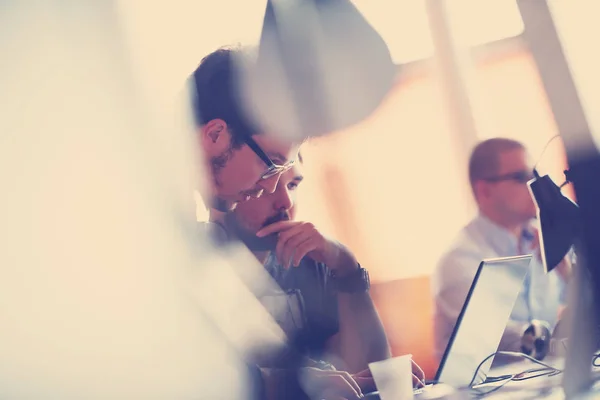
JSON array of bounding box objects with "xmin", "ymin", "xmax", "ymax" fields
[{"xmin": 256, "ymin": 221, "xmax": 358, "ymax": 274}]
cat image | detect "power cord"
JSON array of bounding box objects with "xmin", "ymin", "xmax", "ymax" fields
[
  {"xmin": 533, "ymin": 134, "xmax": 561, "ymax": 173},
  {"xmin": 470, "ymin": 350, "xmax": 600, "ymax": 396},
  {"xmin": 532, "ymin": 134, "xmax": 573, "ymax": 191},
  {"xmin": 468, "ymin": 351, "xmax": 562, "ymax": 396}
]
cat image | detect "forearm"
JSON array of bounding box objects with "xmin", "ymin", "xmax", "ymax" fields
[{"xmin": 334, "ymin": 291, "xmax": 391, "ymax": 373}]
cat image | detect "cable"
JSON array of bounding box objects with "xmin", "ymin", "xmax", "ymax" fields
[
  {"xmin": 459, "ymin": 348, "xmax": 600, "ymax": 398},
  {"xmin": 470, "ymin": 349, "xmax": 600, "ymax": 396},
  {"xmin": 512, "ymin": 367, "xmax": 562, "ymax": 381},
  {"xmin": 533, "ymin": 134, "xmax": 562, "ymax": 172},
  {"xmin": 469, "ymin": 351, "xmax": 561, "ymax": 388},
  {"xmin": 469, "ymin": 350, "xmax": 600, "ymax": 397},
  {"xmin": 471, "ymin": 377, "xmax": 513, "ymax": 397},
  {"xmin": 467, "ymin": 350, "xmax": 563, "ymax": 398},
  {"xmin": 471, "ymin": 367, "xmax": 561, "ymax": 398},
  {"xmin": 532, "ymin": 135, "xmax": 573, "ymax": 193}
]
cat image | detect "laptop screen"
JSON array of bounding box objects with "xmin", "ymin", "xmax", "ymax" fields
[{"xmin": 436, "ymin": 255, "xmax": 532, "ymax": 387}]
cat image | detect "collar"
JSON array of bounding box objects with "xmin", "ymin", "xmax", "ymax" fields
[{"xmin": 472, "ymin": 214, "xmax": 534, "ymax": 256}]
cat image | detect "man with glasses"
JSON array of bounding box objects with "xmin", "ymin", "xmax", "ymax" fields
[
  {"xmin": 188, "ymin": 46, "xmax": 310, "ymax": 400},
  {"xmin": 226, "ymin": 156, "xmax": 385, "ymax": 369},
  {"xmin": 220, "ymin": 157, "xmax": 421, "ymax": 399},
  {"xmin": 190, "ymin": 46, "xmax": 300, "ymax": 214},
  {"xmin": 432, "ymin": 138, "xmax": 568, "ymax": 359}
]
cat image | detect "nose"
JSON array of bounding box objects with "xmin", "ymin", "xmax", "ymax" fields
[
  {"xmin": 274, "ymin": 187, "xmax": 294, "ymax": 212},
  {"xmin": 257, "ymin": 173, "xmax": 282, "ymax": 194}
]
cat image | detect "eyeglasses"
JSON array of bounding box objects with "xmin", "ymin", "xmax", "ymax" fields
[
  {"xmin": 243, "ymin": 135, "xmax": 296, "ymax": 180},
  {"xmin": 483, "ymin": 170, "xmax": 534, "ymax": 184}
]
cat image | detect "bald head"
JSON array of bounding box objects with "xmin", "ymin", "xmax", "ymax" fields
[
  {"xmin": 468, "ymin": 138, "xmax": 537, "ymax": 227},
  {"xmin": 468, "ymin": 138, "xmax": 526, "ymax": 194}
]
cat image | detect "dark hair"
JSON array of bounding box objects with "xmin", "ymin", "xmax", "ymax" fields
[
  {"xmin": 468, "ymin": 138, "xmax": 525, "ymax": 192},
  {"xmin": 190, "ymin": 46, "xmax": 260, "ymax": 148}
]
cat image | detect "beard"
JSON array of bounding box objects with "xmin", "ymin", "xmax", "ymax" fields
[
  {"xmin": 212, "ymin": 196, "xmax": 234, "ymax": 212},
  {"xmin": 225, "ymin": 210, "xmax": 290, "ymax": 252}
]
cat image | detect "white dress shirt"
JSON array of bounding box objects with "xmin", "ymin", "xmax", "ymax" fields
[{"xmin": 431, "ymin": 214, "xmax": 565, "ymax": 359}]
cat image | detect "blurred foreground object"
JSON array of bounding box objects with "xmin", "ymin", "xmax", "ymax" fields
[
  {"xmin": 239, "ymin": 0, "xmax": 396, "ymax": 141},
  {"xmin": 517, "ymin": 0, "xmax": 600, "ymax": 396},
  {"xmin": 0, "ymin": 2, "xmax": 283, "ymax": 398},
  {"xmin": 528, "ymin": 173, "xmax": 579, "ymax": 272}
]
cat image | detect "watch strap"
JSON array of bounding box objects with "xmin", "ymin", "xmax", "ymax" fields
[{"xmin": 329, "ymin": 265, "xmax": 370, "ymax": 293}]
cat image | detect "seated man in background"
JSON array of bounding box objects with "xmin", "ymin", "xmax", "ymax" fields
[{"xmin": 432, "ymin": 138, "xmax": 570, "ymax": 360}]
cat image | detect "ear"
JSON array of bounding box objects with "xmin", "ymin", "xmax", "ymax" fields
[
  {"xmin": 200, "ymin": 119, "xmax": 231, "ymax": 155},
  {"xmin": 475, "ymin": 180, "xmax": 491, "ymax": 200}
]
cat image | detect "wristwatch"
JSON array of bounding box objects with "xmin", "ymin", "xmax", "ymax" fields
[{"xmin": 329, "ymin": 265, "xmax": 370, "ymax": 293}]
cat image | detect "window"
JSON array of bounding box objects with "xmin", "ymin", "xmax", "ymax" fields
[
  {"xmin": 351, "ymin": 0, "xmax": 434, "ymax": 64},
  {"xmin": 295, "ymin": 73, "xmax": 472, "ymax": 281},
  {"xmin": 470, "ymin": 50, "xmax": 568, "ymax": 187},
  {"xmin": 116, "ymin": 0, "xmax": 267, "ymax": 105},
  {"xmin": 548, "ymin": 0, "xmax": 600, "ymax": 146},
  {"xmin": 353, "ymin": 0, "xmax": 524, "ymax": 64},
  {"xmin": 117, "ymin": 1, "xmax": 527, "ymax": 103},
  {"xmin": 444, "ymin": 0, "xmax": 524, "ymax": 47}
]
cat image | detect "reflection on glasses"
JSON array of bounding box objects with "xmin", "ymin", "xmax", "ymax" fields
[
  {"xmin": 483, "ymin": 171, "xmax": 534, "ymax": 184},
  {"xmin": 243, "ymin": 135, "xmax": 296, "ymax": 180}
]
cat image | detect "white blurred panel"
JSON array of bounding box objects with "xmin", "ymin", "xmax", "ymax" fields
[
  {"xmin": 115, "ymin": 0, "xmax": 267, "ymax": 109},
  {"xmin": 548, "ymin": 0, "xmax": 600, "ymax": 148},
  {"xmin": 0, "ymin": 3, "xmax": 254, "ymax": 398}
]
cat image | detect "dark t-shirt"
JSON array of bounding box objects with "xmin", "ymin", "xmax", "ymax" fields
[
  {"xmin": 199, "ymin": 222, "xmax": 340, "ymax": 399},
  {"xmin": 200, "ymin": 221, "xmax": 339, "ymax": 359},
  {"xmin": 263, "ymin": 253, "xmax": 339, "ymax": 360}
]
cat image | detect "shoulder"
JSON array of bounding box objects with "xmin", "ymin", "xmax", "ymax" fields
[
  {"xmin": 197, "ymin": 221, "xmax": 230, "ymax": 247},
  {"xmin": 433, "ymin": 224, "xmax": 486, "ymax": 289},
  {"xmin": 437, "ymin": 221, "xmax": 483, "ymax": 267},
  {"xmin": 436, "ymin": 247, "xmax": 482, "ymax": 277}
]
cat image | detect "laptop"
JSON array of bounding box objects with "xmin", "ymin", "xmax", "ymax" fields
[
  {"xmin": 433, "ymin": 254, "xmax": 532, "ymax": 387},
  {"xmin": 366, "ymin": 255, "xmax": 532, "ymax": 398}
]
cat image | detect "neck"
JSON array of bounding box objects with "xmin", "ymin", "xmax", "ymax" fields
[{"xmin": 480, "ymin": 209, "xmax": 524, "ymax": 238}]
